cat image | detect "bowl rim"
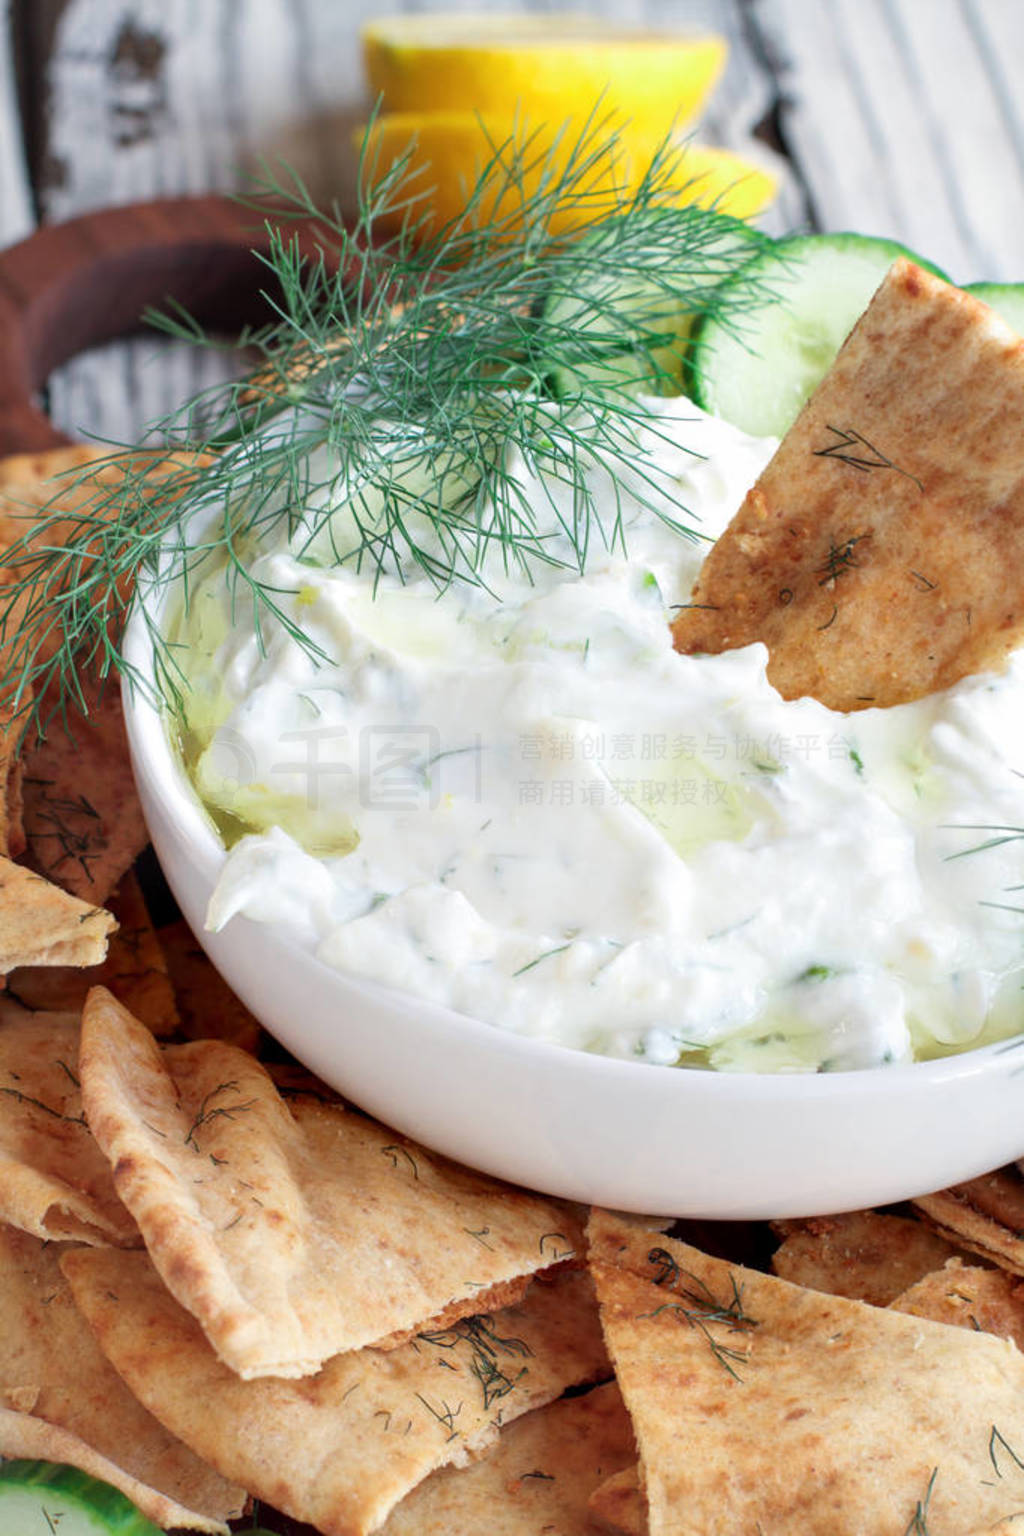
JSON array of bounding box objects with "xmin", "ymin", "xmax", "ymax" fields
[{"xmin": 120, "ymin": 575, "xmax": 1024, "ymax": 1100}]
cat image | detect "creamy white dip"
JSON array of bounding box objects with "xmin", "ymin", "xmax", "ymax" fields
[{"xmin": 174, "ymin": 399, "xmax": 1024, "ymax": 1071}]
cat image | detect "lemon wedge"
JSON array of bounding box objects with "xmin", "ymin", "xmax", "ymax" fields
[
  {"xmin": 362, "ymin": 13, "xmax": 727, "ymax": 133},
  {"xmin": 358, "ymin": 112, "xmax": 777, "ymax": 235}
]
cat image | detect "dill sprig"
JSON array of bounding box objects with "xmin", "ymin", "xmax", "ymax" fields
[
  {"xmin": 640, "ymin": 1263, "xmax": 758, "ymax": 1380},
  {"xmin": 183, "ymin": 1080, "xmax": 257, "ymax": 1152},
  {"xmin": 0, "ymin": 111, "xmax": 773, "ymax": 740},
  {"xmin": 419, "ymin": 1312, "xmax": 532, "ymax": 1411},
  {"xmin": 903, "ymin": 1468, "xmax": 937, "ymax": 1536}
]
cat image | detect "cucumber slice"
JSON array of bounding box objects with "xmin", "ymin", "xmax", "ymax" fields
[
  {"xmin": 0, "ymin": 1461, "xmax": 162, "ymax": 1535},
  {"xmin": 689, "ymin": 232, "xmax": 949, "ymax": 437},
  {"xmin": 543, "ymin": 214, "xmax": 767, "ymax": 400},
  {"xmin": 963, "ymin": 281, "xmax": 1024, "ymax": 336}
]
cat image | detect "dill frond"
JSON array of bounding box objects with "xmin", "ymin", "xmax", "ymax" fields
[{"xmin": 0, "ymin": 111, "xmax": 774, "ymax": 741}]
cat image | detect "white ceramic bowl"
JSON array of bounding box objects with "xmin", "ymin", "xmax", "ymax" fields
[{"xmin": 122, "ymin": 604, "xmax": 1024, "ymax": 1220}]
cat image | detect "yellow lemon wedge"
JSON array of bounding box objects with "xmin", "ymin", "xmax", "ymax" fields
[
  {"xmin": 362, "ymin": 13, "xmax": 728, "ymax": 134},
  {"xmin": 358, "ymin": 112, "xmax": 778, "ymax": 236}
]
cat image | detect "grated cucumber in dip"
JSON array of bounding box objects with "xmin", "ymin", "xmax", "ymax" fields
[{"xmin": 172, "ymin": 398, "xmax": 1024, "ymax": 1072}]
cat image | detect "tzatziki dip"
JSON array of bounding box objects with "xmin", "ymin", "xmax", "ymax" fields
[{"xmin": 171, "ymin": 399, "xmax": 1024, "ymax": 1072}]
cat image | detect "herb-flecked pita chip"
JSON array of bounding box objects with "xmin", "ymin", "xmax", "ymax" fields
[
  {"xmin": 380, "ymin": 1382, "xmax": 634, "ymax": 1536},
  {"xmin": 0, "ymin": 1009, "xmax": 137, "ymax": 1244},
  {"xmin": 673, "ymin": 262, "xmax": 1024, "ymax": 711},
  {"xmin": 891, "ymin": 1258, "xmax": 1024, "ymax": 1348},
  {"xmin": 157, "ymin": 917, "xmax": 261, "ymax": 1051},
  {"xmin": 21, "ymin": 675, "xmax": 147, "ymax": 905},
  {"xmin": 0, "ymin": 711, "xmax": 26, "ymax": 859},
  {"xmin": 63, "ymin": 1249, "xmax": 608, "ymax": 1536},
  {"xmin": 80, "ymin": 986, "xmax": 583, "ymax": 1377},
  {"xmin": 588, "ymin": 1463, "xmax": 647, "ymax": 1536},
  {"xmin": 588, "ymin": 1208, "xmax": 1024, "ymax": 1536},
  {"xmin": 914, "ymin": 1168, "xmax": 1024, "ymax": 1278},
  {"xmin": 6, "ymin": 869, "xmax": 178, "ymax": 1034},
  {"xmin": 771, "ymin": 1210, "xmax": 961, "ymax": 1305},
  {"xmin": 0, "ymin": 1225, "xmax": 245, "ymax": 1533},
  {"xmin": 0, "ymin": 855, "xmax": 115, "ymax": 971}
]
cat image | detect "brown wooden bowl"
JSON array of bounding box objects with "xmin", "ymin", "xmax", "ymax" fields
[{"xmin": 0, "ymin": 194, "xmax": 320, "ymax": 455}]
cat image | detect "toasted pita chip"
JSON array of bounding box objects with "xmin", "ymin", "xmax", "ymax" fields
[
  {"xmin": 0, "ymin": 855, "xmax": 115, "ymax": 971},
  {"xmin": 0, "ymin": 1408, "xmax": 237, "ymax": 1535},
  {"xmin": 674, "ymin": 262, "xmax": 1024, "ymax": 711},
  {"xmin": 63, "ymin": 1249, "xmax": 608, "ymax": 1536},
  {"xmin": 5, "ymin": 746, "xmax": 25, "ymax": 857},
  {"xmin": 914, "ymin": 1168, "xmax": 1024, "ymax": 1278},
  {"xmin": 0, "ymin": 445, "xmax": 209, "ymax": 588},
  {"xmin": 588, "ymin": 1208, "xmax": 1024, "ymax": 1536},
  {"xmin": 963, "ymin": 1520, "xmax": 1024, "ymax": 1535},
  {"xmin": 157, "ymin": 918, "xmax": 261, "ymax": 1052},
  {"xmin": 21, "ymin": 676, "xmax": 147, "ymax": 906},
  {"xmin": 79, "ymin": 986, "xmax": 583, "ymax": 1378},
  {"xmin": 0, "ymin": 711, "xmax": 26, "ymax": 859},
  {"xmin": 891, "ymin": 1257, "xmax": 1024, "ymax": 1347},
  {"xmin": 380, "ymin": 1381, "xmax": 634, "ymax": 1536},
  {"xmin": 0, "ymin": 445, "xmax": 114, "ymax": 527},
  {"xmin": 588, "ymin": 1464, "xmax": 647, "ymax": 1536},
  {"xmin": 6, "ymin": 869, "xmax": 178, "ymax": 1034},
  {"xmin": 771, "ymin": 1210, "xmax": 961, "ymax": 1305},
  {"xmin": 0, "ymin": 1010, "xmax": 138, "ymax": 1244},
  {"xmin": 0, "ymin": 1225, "xmax": 245, "ymax": 1533},
  {"xmin": 0, "ymin": 448, "xmax": 117, "ymax": 714}
]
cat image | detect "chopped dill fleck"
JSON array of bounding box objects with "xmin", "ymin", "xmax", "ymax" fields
[
  {"xmin": 183, "ymin": 1081, "xmax": 257, "ymax": 1153},
  {"xmin": 381, "ymin": 1143, "xmax": 420, "ymax": 1179},
  {"xmin": 903, "ymin": 1468, "xmax": 938, "ymax": 1535},
  {"xmin": 797, "ymin": 963, "xmax": 833, "ymax": 983},
  {"xmin": 513, "ymin": 943, "xmax": 571, "ymax": 977},
  {"xmin": 989, "ymin": 1423, "xmax": 1024, "ymax": 1477}
]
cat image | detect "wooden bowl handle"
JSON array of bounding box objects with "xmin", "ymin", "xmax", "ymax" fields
[{"xmin": 0, "ymin": 195, "xmax": 290, "ymax": 455}]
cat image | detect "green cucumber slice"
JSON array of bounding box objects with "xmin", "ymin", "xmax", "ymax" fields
[
  {"xmin": 0, "ymin": 1461, "xmax": 162, "ymax": 1535},
  {"xmin": 543, "ymin": 214, "xmax": 768, "ymax": 400},
  {"xmin": 963, "ymin": 281, "xmax": 1024, "ymax": 336},
  {"xmin": 689, "ymin": 232, "xmax": 950, "ymax": 438}
]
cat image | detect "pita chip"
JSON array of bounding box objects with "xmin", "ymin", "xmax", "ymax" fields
[
  {"xmin": 0, "ymin": 1009, "xmax": 137, "ymax": 1244},
  {"xmin": 79, "ymin": 986, "xmax": 583, "ymax": 1377},
  {"xmin": 0, "ymin": 444, "xmax": 116, "ymax": 538},
  {"xmin": 0, "ymin": 1225, "xmax": 245, "ymax": 1533},
  {"xmin": 157, "ymin": 917, "xmax": 261, "ymax": 1051},
  {"xmin": 380, "ymin": 1382, "xmax": 635, "ymax": 1536},
  {"xmin": 673, "ymin": 262, "xmax": 1024, "ymax": 711},
  {"xmin": 0, "ymin": 446, "xmax": 166, "ymax": 873},
  {"xmin": 962, "ymin": 1520, "xmax": 1024, "ymax": 1536},
  {"xmin": 0, "ymin": 712, "xmax": 25, "ymax": 859},
  {"xmin": 771, "ymin": 1209, "xmax": 961, "ymax": 1305},
  {"xmin": 914, "ymin": 1168, "xmax": 1024, "ymax": 1277},
  {"xmin": 588, "ymin": 1464, "xmax": 647, "ymax": 1536},
  {"xmin": 0, "ymin": 1409, "xmax": 239, "ymax": 1534},
  {"xmin": 63, "ymin": 1249, "xmax": 608, "ymax": 1536},
  {"xmin": 0, "ymin": 855, "xmax": 115, "ymax": 971},
  {"xmin": 6, "ymin": 868, "xmax": 178, "ymax": 1034},
  {"xmin": 588, "ymin": 1208, "xmax": 1024, "ymax": 1536},
  {"xmin": 21, "ymin": 674, "xmax": 147, "ymax": 906},
  {"xmin": 891, "ymin": 1257, "xmax": 1024, "ymax": 1349}
]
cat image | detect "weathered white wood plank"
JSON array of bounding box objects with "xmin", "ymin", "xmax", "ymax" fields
[
  {"xmin": 0, "ymin": 0, "xmax": 34, "ymax": 245},
  {"xmin": 681, "ymin": 0, "xmax": 808, "ymax": 237},
  {"xmin": 755, "ymin": 0, "xmax": 1024, "ymax": 282}
]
